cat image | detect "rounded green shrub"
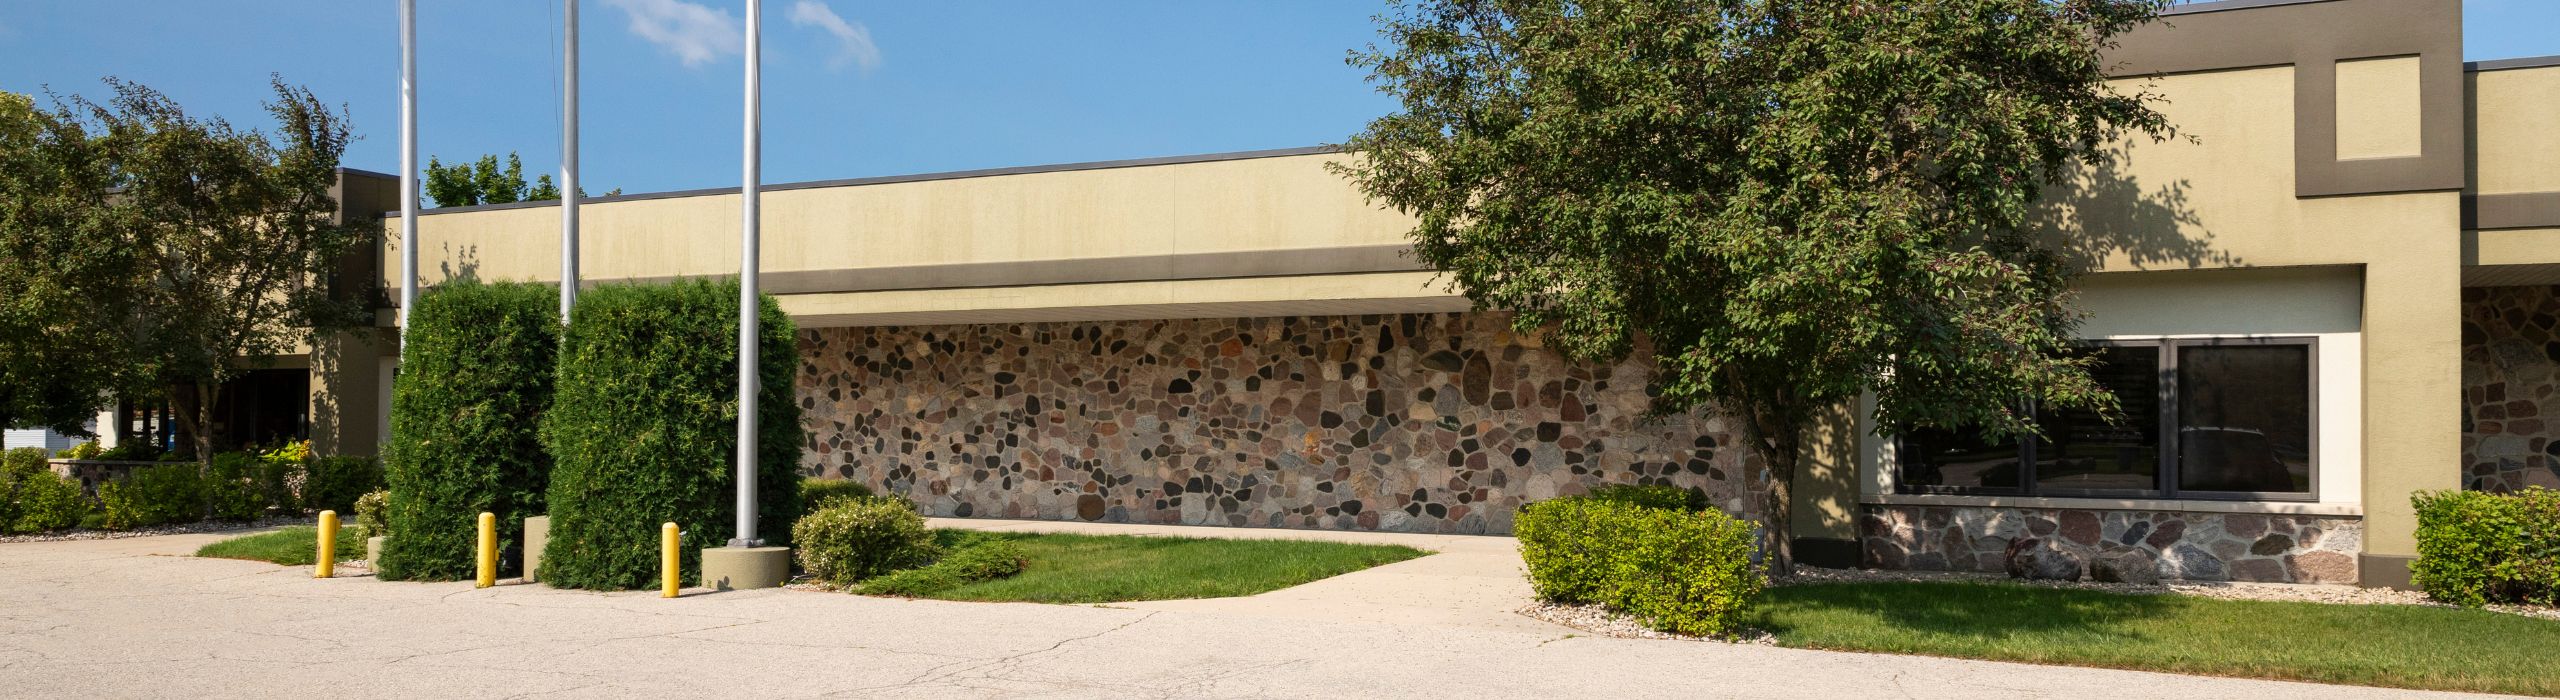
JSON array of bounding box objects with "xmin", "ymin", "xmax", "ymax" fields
[
  {"xmin": 302, "ymin": 455, "xmax": 384, "ymax": 515},
  {"xmin": 99, "ymin": 464, "xmax": 204, "ymax": 529},
  {"xmin": 793, "ymin": 497, "xmax": 937, "ymax": 587},
  {"xmin": 10, "ymin": 470, "xmax": 90, "ymax": 533},
  {"xmin": 539, "ymin": 280, "xmax": 804, "ymax": 590},
  {"xmin": 2, "ymin": 447, "xmax": 48, "ymax": 479},
  {"xmin": 379, "ymin": 280, "xmax": 561, "ymax": 581},
  {"xmin": 801, "ymin": 478, "xmax": 874, "ymax": 511},
  {"xmin": 205, "ymin": 452, "xmax": 274, "ymax": 521},
  {"xmin": 1514, "ymin": 494, "xmax": 1764, "ymax": 637},
  {"xmin": 353, "ymin": 489, "xmax": 391, "ymax": 539},
  {"xmin": 2413, "ymin": 488, "xmax": 2560, "ymax": 607},
  {"xmin": 1583, "ymin": 483, "xmax": 1706, "ymax": 512}
]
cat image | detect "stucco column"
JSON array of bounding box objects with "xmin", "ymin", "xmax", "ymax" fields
[{"xmin": 2357, "ymin": 196, "xmax": 2464, "ymax": 588}]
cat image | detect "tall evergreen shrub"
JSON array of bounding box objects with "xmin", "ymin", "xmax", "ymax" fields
[
  {"xmin": 539, "ymin": 280, "xmax": 803, "ymax": 590},
  {"xmin": 378, "ymin": 281, "xmax": 560, "ymax": 581}
]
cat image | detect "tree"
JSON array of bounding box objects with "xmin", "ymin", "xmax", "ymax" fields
[
  {"xmin": 76, "ymin": 77, "xmax": 374, "ymax": 464},
  {"xmin": 0, "ymin": 92, "xmax": 143, "ymax": 434},
  {"xmin": 424, "ymin": 151, "xmax": 615, "ymax": 207},
  {"xmin": 1338, "ymin": 0, "xmax": 2175, "ymax": 573}
]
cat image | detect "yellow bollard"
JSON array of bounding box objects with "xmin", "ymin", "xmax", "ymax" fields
[
  {"xmin": 314, "ymin": 510, "xmax": 338, "ymax": 579},
  {"xmin": 661, "ymin": 522, "xmax": 680, "ymax": 598},
  {"xmin": 476, "ymin": 512, "xmax": 497, "ymax": 588}
]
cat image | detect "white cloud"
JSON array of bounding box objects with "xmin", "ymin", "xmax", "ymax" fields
[
  {"xmin": 603, "ymin": 0, "xmax": 742, "ymax": 67},
  {"xmin": 787, "ymin": 1, "xmax": 881, "ymax": 72}
]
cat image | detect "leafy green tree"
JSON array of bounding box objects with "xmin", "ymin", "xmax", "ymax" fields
[
  {"xmin": 424, "ymin": 151, "xmax": 615, "ymax": 207},
  {"xmin": 0, "ymin": 91, "xmax": 144, "ymax": 434},
  {"xmin": 1338, "ymin": 0, "xmax": 2175, "ymax": 572},
  {"xmin": 75, "ymin": 77, "xmax": 374, "ymax": 464}
]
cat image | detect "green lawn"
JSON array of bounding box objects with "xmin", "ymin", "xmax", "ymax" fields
[
  {"xmin": 195, "ymin": 525, "xmax": 362, "ymax": 566},
  {"xmin": 1753, "ymin": 581, "xmax": 2560, "ymax": 697},
  {"xmin": 901, "ymin": 530, "xmax": 1427, "ymax": 604}
]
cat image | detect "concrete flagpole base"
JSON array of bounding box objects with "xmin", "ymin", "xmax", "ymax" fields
[{"xmin": 700, "ymin": 546, "xmax": 792, "ymax": 590}]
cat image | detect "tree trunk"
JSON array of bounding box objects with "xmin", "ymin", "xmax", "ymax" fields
[
  {"xmin": 1737, "ymin": 405, "xmax": 1804, "ymax": 577},
  {"xmin": 169, "ymin": 381, "xmax": 221, "ymax": 469}
]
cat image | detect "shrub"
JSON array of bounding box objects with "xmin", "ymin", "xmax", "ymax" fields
[
  {"xmin": 303, "ymin": 456, "xmax": 384, "ymax": 515},
  {"xmin": 2413, "ymin": 488, "xmax": 2560, "ymax": 607},
  {"xmin": 61, "ymin": 441, "xmax": 103, "ymax": 460},
  {"xmin": 378, "ymin": 280, "xmax": 560, "ymax": 582},
  {"xmin": 204, "ymin": 452, "xmax": 272, "ymax": 521},
  {"xmin": 1584, "ymin": 483, "xmax": 1706, "ymax": 512},
  {"xmin": 94, "ymin": 443, "xmax": 159, "ymax": 461},
  {"xmin": 3, "ymin": 447, "xmax": 48, "ymax": 479},
  {"xmin": 857, "ymin": 540, "xmax": 1030, "ymax": 597},
  {"xmin": 353, "ymin": 489, "xmax": 390, "ymax": 539},
  {"xmin": 100, "ymin": 464, "xmax": 204, "ymax": 529},
  {"xmin": 792, "ymin": 497, "xmax": 938, "ymax": 587},
  {"xmin": 801, "ymin": 478, "xmax": 874, "ymax": 511},
  {"xmin": 11, "ymin": 471, "xmax": 91, "ymax": 533},
  {"xmin": 540, "ymin": 280, "xmax": 804, "ymax": 590},
  {"xmin": 1514, "ymin": 495, "xmax": 1764, "ymax": 637}
]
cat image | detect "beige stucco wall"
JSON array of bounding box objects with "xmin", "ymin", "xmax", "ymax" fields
[
  {"xmin": 382, "ymin": 154, "xmax": 1420, "ymax": 291},
  {"xmin": 2471, "ymin": 65, "xmax": 2560, "ymax": 196},
  {"xmin": 2336, "ymin": 56, "xmax": 2426, "ymax": 161}
]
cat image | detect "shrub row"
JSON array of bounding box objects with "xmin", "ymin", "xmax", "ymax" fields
[
  {"xmin": 379, "ymin": 280, "xmax": 560, "ymax": 581},
  {"xmin": 1, "ymin": 448, "xmax": 382, "ymax": 534},
  {"xmin": 539, "ymin": 280, "xmax": 804, "ymax": 590},
  {"xmin": 2413, "ymin": 488, "xmax": 2560, "ymax": 607},
  {"xmin": 1514, "ymin": 490, "xmax": 1764, "ymax": 637}
]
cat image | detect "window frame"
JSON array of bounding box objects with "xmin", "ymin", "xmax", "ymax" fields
[{"xmin": 1890, "ymin": 336, "xmax": 2319, "ymax": 503}]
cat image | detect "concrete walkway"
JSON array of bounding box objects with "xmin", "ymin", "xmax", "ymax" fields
[{"xmin": 0, "ymin": 523, "xmax": 2515, "ymax": 699}]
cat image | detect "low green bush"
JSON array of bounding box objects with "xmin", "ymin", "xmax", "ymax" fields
[
  {"xmin": 10, "ymin": 470, "xmax": 90, "ymax": 533},
  {"xmin": 3, "ymin": 447, "xmax": 48, "ymax": 479},
  {"xmin": 1514, "ymin": 494, "xmax": 1763, "ymax": 637},
  {"xmin": 302, "ymin": 456, "xmax": 383, "ymax": 515},
  {"xmin": 2412, "ymin": 488, "xmax": 2560, "ymax": 607},
  {"xmin": 60, "ymin": 441, "xmax": 103, "ymax": 460},
  {"xmin": 205, "ymin": 452, "xmax": 272, "ymax": 521},
  {"xmin": 381, "ymin": 280, "xmax": 560, "ymax": 582},
  {"xmin": 801, "ymin": 478, "xmax": 874, "ymax": 511},
  {"xmin": 100, "ymin": 463, "xmax": 204, "ymax": 529},
  {"xmin": 1583, "ymin": 483, "xmax": 1706, "ymax": 512},
  {"xmin": 793, "ymin": 497, "xmax": 939, "ymax": 587},
  {"xmin": 353, "ymin": 489, "xmax": 391, "ymax": 539},
  {"xmin": 540, "ymin": 280, "xmax": 803, "ymax": 590},
  {"xmin": 857, "ymin": 540, "xmax": 1030, "ymax": 597}
]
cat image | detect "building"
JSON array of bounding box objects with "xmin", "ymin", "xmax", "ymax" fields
[{"xmin": 293, "ymin": 0, "xmax": 2555, "ymax": 588}]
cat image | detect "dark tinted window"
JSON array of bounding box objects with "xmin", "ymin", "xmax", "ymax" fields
[
  {"xmin": 2036, "ymin": 345, "xmax": 2161, "ymax": 494},
  {"xmin": 1899, "ymin": 425, "xmax": 2023, "ymax": 491},
  {"xmin": 2176, "ymin": 344, "xmax": 2312, "ymax": 494}
]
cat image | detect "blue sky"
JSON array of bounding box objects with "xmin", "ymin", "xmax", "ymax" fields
[{"xmin": 2, "ymin": 1, "xmax": 2555, "ymax": 197}]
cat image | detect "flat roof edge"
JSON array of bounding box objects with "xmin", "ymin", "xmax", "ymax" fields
[
  {"xmin": 2469, "ymin": 56, "xmax": 2560, "ymax": 73},
  {"xmin": 2159, "ymin": 0, "xmax": 2339, "ymax": 17},
  {"xmin": 384, "ymin": 144, "xmax": 1343, "ymax": 219}
]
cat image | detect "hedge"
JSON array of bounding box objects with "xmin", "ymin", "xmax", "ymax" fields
[
  {"xmin": 378, "ymin": 280, "xmax": 561, "ymax": 581},
  {"xmin": 9, "ymin": 470, "xmax": 89, "ymax": 533},
  {"xmin": 1514, "ymin": 492, "xmax": 1763, "ymax": 636},
  {"xmin": 539, "ymin": 279, "xmax": 804, "ymax": 590},
  {"xmin": 100, "ymin": 463, "xmax": 204, "ymax": 529},
  {"xmin": 2413, "ymin": 488, "xmax": 2560, "ymax": 607}
]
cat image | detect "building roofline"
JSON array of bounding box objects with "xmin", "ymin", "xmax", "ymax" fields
[
  {"xmin": 2469, "ymin": 55, "xmax": 2560, "ymax": 73},
  {"xmin": 384, "ymin": 145, "xmax": 1343, "ymax": 219},
  {"xmin": 2160, "ymin": 0, "xmax": 2338, "ymax": 17}
]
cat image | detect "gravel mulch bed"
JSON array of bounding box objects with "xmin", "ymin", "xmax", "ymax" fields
[
  {"xmin": 0, "ymin": 515, "xmax": 317, "ymax": 545},
  {"xmin": 1521, "ymin": 565, "xmax": 2560, "ymax": 642}
]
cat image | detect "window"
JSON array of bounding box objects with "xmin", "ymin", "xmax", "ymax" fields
[{"xmin": 1893, "ymin": 337, "xmax": 2316, "ymax": 501}]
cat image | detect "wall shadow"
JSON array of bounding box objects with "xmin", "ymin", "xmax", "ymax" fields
[{"xmin": 2034, "ymin": 146, "xmax": 2237, "ymax": 273}]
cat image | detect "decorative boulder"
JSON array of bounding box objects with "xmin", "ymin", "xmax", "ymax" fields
[
  {"xmin": 2002, "ymin": 537, "xmax": 2086, "ymax": 581},
  {"xmin": 2091, "ymin": 549, "xmax": 2161, "ymax": 585}
]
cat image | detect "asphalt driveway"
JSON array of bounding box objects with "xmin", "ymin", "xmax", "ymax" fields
[{"xmin": 0, "ymin": 524, "xmax": 2512, "ymax": 699}]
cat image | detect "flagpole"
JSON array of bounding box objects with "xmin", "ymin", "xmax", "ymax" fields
[
  {"xmin": 561, "ymin": 0, "xmax": 579, "ymax": 320},
  {"xmin": 398, "ymin": 0, "xmax": 417, "ymax": 339},
  {"xmin": 731, "ymin": 0, "xmax": 763, "ymax": 548}
]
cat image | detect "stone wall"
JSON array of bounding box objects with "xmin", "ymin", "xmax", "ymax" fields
[
  {"xmin": 795, "ymin": 313, "xmax": 1752, "ymax": 534},
  {"xmin": 2463, "ymin": 285, "xmax": 2560, "ymax": 491},
  {"xmin": 1860, "ymin": 504, "xmax": 2362, "ymax": 584}
]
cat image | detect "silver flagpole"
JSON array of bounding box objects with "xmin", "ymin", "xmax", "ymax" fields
[
  {"xmin": 561, "ymin": 0, "xmax": 579, "ymax": 320},
  {"xmin": 398, "ymin": 0, "xmax": 418, "ymax": 339},
  {"xmin": 732, "ymin": 0, "xmax": 762, "ymax": 547}
]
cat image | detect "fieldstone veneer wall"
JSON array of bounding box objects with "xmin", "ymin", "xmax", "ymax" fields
[
  {"xmin": 2463, "ymin": 285, "xmax": 2560, "ymax": 491},
  {"xmin": 1861, "ymin": 505, "xmax": 2363, "ymax": 584},
  {"xmin": 795, "ymin": 313, "xmax": 1754, "ymax": 534}
]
